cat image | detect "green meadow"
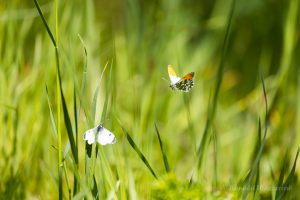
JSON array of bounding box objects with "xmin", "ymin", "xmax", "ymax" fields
[{"xmin": 1, "ymin": 0, "xmax": 300, "ymax": 199}]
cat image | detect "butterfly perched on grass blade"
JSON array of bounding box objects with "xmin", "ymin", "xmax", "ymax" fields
[
  {"xmin": 83, "ymin": 124, "xmax": 116, "ymax": 145},
  {"xmin": 168, "ymin": 64, "xmax": 194, "ymax": 92}
]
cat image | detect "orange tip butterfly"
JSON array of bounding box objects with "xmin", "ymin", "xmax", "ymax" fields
[
  {"xmin": 168, "ymin": 64, "xmax": 194, "ymax": 92},
  {"xmin": 83, "ymin": 124, "xmax": 116, "ymax": 145}
]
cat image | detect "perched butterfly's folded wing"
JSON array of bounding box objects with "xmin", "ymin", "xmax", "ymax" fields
[
  {"xmin": 97, "ymin": 127, "xmax": 116, "ymax": 145},
  {"xmin": 83, "ymin": 128, "xmax": 96, "ymax": 144},
  {"xmin": 168, "ymin": 65, "xmax": 181, "ymax": 84}
]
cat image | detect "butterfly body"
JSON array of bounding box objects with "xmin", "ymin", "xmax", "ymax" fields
[
  {"xmin": 168, "ymin": 65, "xmax": 194, "ymax": 92},
  {"xmin": 83, "ymin": 124, "xmax": 116, "ymax": 145}
]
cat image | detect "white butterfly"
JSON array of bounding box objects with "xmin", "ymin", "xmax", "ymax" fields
[{"xmin": 83, "ymin": 124, "xmax": 116, "ymax": 145}]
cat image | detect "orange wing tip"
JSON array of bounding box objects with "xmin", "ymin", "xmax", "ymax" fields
[{"xmin": 182, "ymin": 72, "xmax": 194, "ymax": 80}]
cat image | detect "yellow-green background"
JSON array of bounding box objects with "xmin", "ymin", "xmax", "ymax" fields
[{"xmin": 1, "ymin": 0, "xmax": 299, "ymax": 199}]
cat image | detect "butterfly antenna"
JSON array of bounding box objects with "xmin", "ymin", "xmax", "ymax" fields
[{"xmin": 161, "ymin": 77, "xmax": 169, "ymax": 83}]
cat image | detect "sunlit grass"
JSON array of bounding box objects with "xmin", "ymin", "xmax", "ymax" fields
[{"xmin": 1, "ymin": 0, "xmax": 300, "ymax": 199}]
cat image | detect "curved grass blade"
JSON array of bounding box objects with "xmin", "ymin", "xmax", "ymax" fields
[
  {"xmin": 122, "ymin": 126, "xmax": 157, "ymax": 179},
  {"xmin": 73, "ymin": 86, "xmax": 79, "ymax": 194},
  {"xmin": 74, "ymin": 86, "xmax": 78, "ymax": 144},
  {"xmin": 239, "ymin": 118, "xmax": 263, "ymax": 197},
  {"xmin": 86, "ymin": 61, "xmax": 110, "ymax": 198},
  {"xmin": 212, "ymin": 129, "xmax": 218, "ymax": 189},
  {"xmin": 101, "ymin": 60, "xmax": 113, "ymax": 123},
  {"xmin": 154, "ymin": 123, "xmax": 170, "ymax": 173},
  {"xmin": 33, "ymin": 0, "xmax": 56, "ymax": 46},
  {"xmin": 75, "ymin": 38, "xmax": 97, "ymax": 197},
  {"xmin": 62, "ymin": 159, "xmax": 71, "ymax": 200},
  {"xmin": 92, "ymin": 176, "xmax": 99, "ymax": 200},
  {"xmin": 253, "ymin": 119, "xmax": 262, "ymax": 197},
  {"xmin": 275, "ymin": 150, "xmax": 289, "ymax": 198},
  {"xmin": 196, "ymin": 0, "xmax": 236, "ymax": 170},
  {"xmin": 91, "ymin": 61, "xmax": 109, "ymax": 124},
  {"xmin": 33, "ymin": 0, "xmax": 63, "ymax": 198},
  {"xmin": 60, "ymin": 84, "xmax": 78, "ymax": 164},
  {"xmin": 91, "ymin": 63, "xmax": 108, "ymax": 125},
  {"xmin": 276, "ymin": 148, "xmax": 300, "ymax": 200},
  {"xmin": 99, "ymin": 61, "xmax": 118, "ymax": 199},
  {"xmin": 45, "ymin": 85, "xmax": 57, "ymax": 137},
  {"xmin": 241, "ymin": 119, "xmax": 264, "ymax": 199},
  {"xmin": 77, "ymin": 34, "xmax": 89, "ymax": 125},
  {"xmin": 242, "ymin": 76, "xmax": 268, "ymax": 199}
]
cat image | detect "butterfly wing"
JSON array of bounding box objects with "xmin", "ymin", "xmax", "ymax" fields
[
  {"xmin": 175, "ymin": 72, "xmax": 195, "ymax": 92},
  {"xmin": 83, "ymin": 128, "xmax": 96, "ymax": 144},
  {"xmin": 97, "ymin": 126, "xmax": 116, "ymax": 145},
  {"xmin": 182, "ymin": 72, "xmax": 194, "ymax": 80},
  {"xmin": 168, "ymin": 65, "xmax": 181, "ymax": 84}
]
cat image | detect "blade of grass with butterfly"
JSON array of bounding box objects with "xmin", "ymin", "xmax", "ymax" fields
[{"xmin": 33, "ymin": 0, "xmax": 63, "ymax": 198}]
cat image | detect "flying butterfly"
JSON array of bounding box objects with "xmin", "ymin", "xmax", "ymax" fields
[
  {"xmin": 168, "ymin": 64, "xmax": 194, "ymax": 92},
  {"xmin": 83, "ymin": 124, "xmax": 116, "ymax": 145}
]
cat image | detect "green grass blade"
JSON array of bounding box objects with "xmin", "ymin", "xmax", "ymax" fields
[
  {"xmin": 92, "ymin": 176, "xmax": 99, "ymax": 199},
  {"xmin": 60, "ymin": 86, "xmax": 78, "ymax": 164},
  {"xmin": 77, "ymin": 40, "xmax": 95, "ymax": 197},
  {"xmin": 33, "ymin": 0, "xmax": 56, "ymax": 47},
  {"xmin": 84, "ymin": 60, "xmax": 111, "ymax": 194},
  {"xmin": 261, "ymin": 75, "xmax": 268, "ymax": 128},
  {"xmin": 242, "ymin": 76, "xmax": 268, "ymax": 199},
  {"xmin": 86, "ymin": 109, "xmax": 97, "ymax": 193},
  {"xmin": 253, "ymin": 119, "xmax": 262, "ymax": 198},
  {"xmin": 212, "ymin": 129, "xmax": 218, "ymax": 188},
  {"xmin": 196, "ymin": 94, "xmax": 212, "ymax": 170},
  {"xmin": 57, "ymin": 59, "xmax": 63, "ymax": 200},
  {"xmin": 73, "ymin": 85, "xmax": 78, "ymax": 157},
  {"xmin": 91, "ymin": 61, "xmax": 109, "ymax": 124},
  {"xmin": 62, "ymin": 160, "xmax": 71, "ymax": 200},
  {"xmin": 275, "ymin": 150, "xmax": 289, "ymax": 198},
  {"xmin": 99, "ymin": 61, "xmax": 117, "ymax": 199},
  {"xmin": 282, "ymin": 148, "xmax": 299, "ymax": 193},
  {"xmin": 241, "ymin": 117, "xmax": 263, "ymax": 198},
  {"xmin": 122, "ymin": 126, "xmax": 157, "ymax": 179},
  {"xmin": 45, "ymin": 85, "xmax": 57, "ymax": 137},
  {"xmin": 86, "ymin": 143, "xmax": 96, "ymax": 183},
  {"xmin": 77, "ymin": 34, "xmax": 88, "ymax": 124},
  {"xmin": 91, "ymin": 86, "xmax": 100, "ymax": 126},
  {"xmin": 196, "ymin": 0, "xmax": 236, "ymax": 170},
  {"xmin": 74, "ymin": 41, "xmax": 98, "ymax": 198},
  {"xmin": 58, "ymin": 166, "xmax": 63, "ymax": 200},
  {"xmin": 73, "ymin": 86, "xmax": 79, "ymax": 195},
  {"xmin": 242, "ymin": 119, "xmax": 264, "ymax": 199},
  {"xmin": 101, "ymin": 60, "xmax": 113, "ymax": 123},
  {"xmin": 154, "ymin": 123, "xmax": 170, "ymax": 173},
  {"xmin": 269, "ymin": 164, "xmax": 276, "ymax": 182},
  {"xmin": 86, "ymin": 61, "xmax": 109, "ymax": 198},
  {"xmin": 276, "ymin": 148, "xmax": 300, "ymax": 200},
  {"xmin": 33, "ymin": 1, "xmax": 62, "ymax": 198}
]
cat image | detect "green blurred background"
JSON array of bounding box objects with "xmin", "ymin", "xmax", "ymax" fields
[{"xmin": 1, "ymin": 0, "xmax": 300, "ymax": 199}]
